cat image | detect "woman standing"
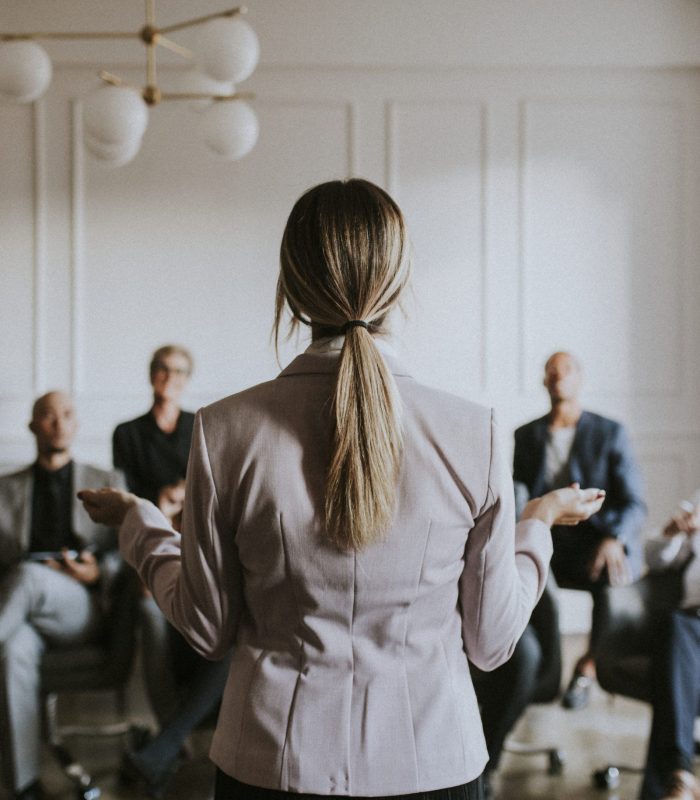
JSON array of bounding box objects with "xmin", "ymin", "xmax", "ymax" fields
[{"xmin": 82, "ymin": 179, "xmax": 603, "ymax": 800}]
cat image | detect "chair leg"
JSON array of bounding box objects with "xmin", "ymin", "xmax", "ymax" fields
[
  {"xmin": 45, "ymin": 693, "xmax": 102, "ymax": 800},
  {"xmin": 504, "ymin": 738, "xmax": 566, "ymax": 775}
]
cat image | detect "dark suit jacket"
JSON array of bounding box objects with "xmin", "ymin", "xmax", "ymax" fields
[{"xmin": 514, "ymin": 411, "xmax": 646, "ymax": 575}]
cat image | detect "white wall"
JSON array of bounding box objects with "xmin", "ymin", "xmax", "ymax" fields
[{"xmin": 2, "ymin": 1, "xmax": 700, "ymax": 627}]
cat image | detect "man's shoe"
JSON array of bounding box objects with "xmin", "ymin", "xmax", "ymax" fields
[
  {"xmin": 561, "ymin": 673, "xmax": 593, "ymax": 709},
  {"xmin": 662, "ymin": 770, "xmax": 700, "ymax": 800},
  {"xmin": 15, "ymin": 781, "xmax": 46, "ymax": 800}
]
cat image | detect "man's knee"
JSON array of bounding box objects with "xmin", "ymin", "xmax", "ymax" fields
[{"xmin": 0, "ymin": 623, "xmax": 44, "ymax": 674}]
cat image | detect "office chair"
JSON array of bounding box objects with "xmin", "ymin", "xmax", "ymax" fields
[
  {"xmin": 591, "ymin": 569, "xmax": 686, "ymax": 790},
  {"xmin": 39, "ymin": 563, "xmax": 141, "ymax": 800}
]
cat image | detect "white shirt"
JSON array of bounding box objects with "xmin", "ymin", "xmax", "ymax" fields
[{"xmin": 544, "ymin": 426, "xmax": 576, "ymax": 490}]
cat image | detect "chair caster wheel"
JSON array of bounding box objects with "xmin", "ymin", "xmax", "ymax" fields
[
  {"xmin": 593, "ymin": 766, "xmax": 620, "ymax": 790},
  {"xmin": 76, "ymin": 785, "xmax": 101, "ymax": 800},
  {"xmin": 548, "ymin": 749, "xmax": 565, "ymax": 775}
]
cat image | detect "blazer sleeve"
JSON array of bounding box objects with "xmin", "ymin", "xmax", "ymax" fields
[
  {"xmin": 460, "ymin": 411, "xmax": 553, "ymax": 671},
  {"xmin": 590, "ymin": 423, "xmax": 646, "ymax": 547},
  {"xmin": 119, "ymin": 409, "xmax": 243, "ymax": 660}
]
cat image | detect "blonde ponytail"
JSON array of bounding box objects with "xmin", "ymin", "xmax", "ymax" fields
[{"xmin": 275, "ymin": 179, "xmax": 411, "ymax": 550}]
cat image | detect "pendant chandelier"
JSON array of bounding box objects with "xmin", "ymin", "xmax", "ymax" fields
[{"xmin": 0, "ymin": 2, "xmax": 261, "ymax": 166}]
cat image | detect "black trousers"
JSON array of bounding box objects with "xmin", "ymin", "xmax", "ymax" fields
[
  {"xmin": 640, "ymin": 608, "xmax": 700, "ymax": 800},
  {"xmin": 214, "ymin": 772, "xmax": 484, "ymax": 800},
  {"xmin": 471, "ymin": 624, "xmax": 542, "ymax": 771}
]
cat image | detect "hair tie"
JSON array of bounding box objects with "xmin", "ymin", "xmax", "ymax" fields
[{"xmin": 342, "ymin": 319, "xmax": 369, "ymax": 333}]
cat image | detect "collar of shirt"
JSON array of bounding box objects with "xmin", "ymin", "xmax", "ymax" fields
[{"xmin": 33, "ymin": 459, "xmax": 73, "ymax": 483}]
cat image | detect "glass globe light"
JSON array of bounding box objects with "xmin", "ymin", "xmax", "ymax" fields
[
  {"xmin": 170, "ymin": 67, "xmax": 235, "ymax": 113},
  {"xmin": 195, "ymin": 18, "xmax": 260, "ymax": 84},
  {"xmin": 0, "ymin": 41, "xmax": 53, "ymax": 104},
  {"xmin": 84, "ymin": 131, "xmax": 142, "ymax": 167},
  {"xmin": 83, "ymin": 85, "xmax": 149, "ymax": 146},
  {"xmin": 201, "ymin": 100, "xmax": 259, "ymax": 160}
]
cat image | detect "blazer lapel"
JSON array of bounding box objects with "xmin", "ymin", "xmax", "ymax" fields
[
  {"xmin": 18, "ymin": 468, "xmax": 33, "ymax": 551},
  {"xmin": 530, "ymin": 417, "xmax": 550, "ymax": 497}
]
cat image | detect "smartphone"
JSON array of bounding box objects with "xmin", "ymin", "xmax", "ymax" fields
[{"xmin": 26, "ymin": 550, "xmax": 80, "ymax": 562}]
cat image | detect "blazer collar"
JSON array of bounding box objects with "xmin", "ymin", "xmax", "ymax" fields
[{"xmin": 279, "ymin": 338, "xmax": 413, "ymax": 379}]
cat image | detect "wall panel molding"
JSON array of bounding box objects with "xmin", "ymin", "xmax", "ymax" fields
[
  {"xmin": 385, "ymin": 98, "xmax": 488, "ymax": 390},
  {"xmin": 518, "ymin": 96, "xmax": 686, "ymax": 401}
]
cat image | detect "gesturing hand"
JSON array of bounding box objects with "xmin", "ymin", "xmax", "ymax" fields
[
  {"xmin": 77, "ymin": 487, "xmax": 138, "ymax": 527},
  {"xmin": 521, "ymin": 485, "xmax": 606, "ymax": 528},
  {"xmin": 588, "ymin": 537, "xmax": 631, "ymax": 586}
]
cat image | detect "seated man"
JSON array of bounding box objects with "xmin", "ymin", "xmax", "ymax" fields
[
  {"xmin": 641, "ymin": 493, "xmax": 700, "ymax": 800},
  {"xmin": 0, "ymin": 391, "xmax": 123, "ymax": 800},
  {"xmin": 514, "ymin": 351, "xmax": 646, "ymax": 709}
]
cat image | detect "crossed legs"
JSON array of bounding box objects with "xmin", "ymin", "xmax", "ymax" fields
[{"xmin": 0, "ymin": 563, "xmax": 100, "ymax": 793}]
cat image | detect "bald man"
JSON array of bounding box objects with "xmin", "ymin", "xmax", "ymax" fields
[
  {"xmin": 0, "ymin": 392, "xmax": 124, "ymax": 800},
  {"xmin": 514, "ymin": 352, "xmax": 646, "ymax": 709}
]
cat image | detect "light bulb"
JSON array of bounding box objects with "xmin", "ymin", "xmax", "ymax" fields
[
  {"xmin": 0, "ymin": 41, "xmax": 52, "ymax": 104},
  {"xmin": 83, "ymin": 85, "xmax": 149, "ymax": 146},
  {"xmin": 200, "ymin": 100, "xmax": 259, "ymax": 161},
  {"xmin": 195, "ymin": 18, "xmax": 260, "ymax": 84},
  {"xmin": 84, "ymin": 131, "xmax": 142, "ymax": 167},
  {"xmin": 170, "ymin": 67, "xmax": 235, "ymax": 113}
]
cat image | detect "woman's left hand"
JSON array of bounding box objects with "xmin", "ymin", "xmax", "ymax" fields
[{"xmin": 78, "ymin": 487, "xmax": 138, "ymax": 527}]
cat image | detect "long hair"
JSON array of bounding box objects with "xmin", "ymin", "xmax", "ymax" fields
[{"xmin": 274, "ymin": 179, "xmax": 412, "ymax": 550}]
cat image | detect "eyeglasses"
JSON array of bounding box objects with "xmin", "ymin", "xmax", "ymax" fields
[{"xmin": 153, "ymin": 364, "xmax": 190, "ymax": 377}]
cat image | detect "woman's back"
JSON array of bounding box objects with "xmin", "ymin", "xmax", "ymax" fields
[
  {"xmin": 83, "ymin": 180, "xmax": 609, "ymax": 800},
  {"xmin": 129, "ymin": 345, "xmax": 552, "ymax": 794}
]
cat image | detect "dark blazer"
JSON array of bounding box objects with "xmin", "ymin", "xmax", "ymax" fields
[{"xmin": 514, "ymin": 410, "xmax": 646, "ymax": 569}]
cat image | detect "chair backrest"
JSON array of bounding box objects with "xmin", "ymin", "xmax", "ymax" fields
[{"xmin": 595, "ymin": 569, "xmax": 684, "ymax": 701}]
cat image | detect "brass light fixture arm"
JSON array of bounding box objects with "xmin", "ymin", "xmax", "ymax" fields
[
  {"xmin": 2, "ymin": 2, "xmax": 254, "ymax": 109},
  {"xmin": 160, "ymin": 90, "xmax": 255, "ymax": 102},
  {"xmin": 158, "ymin": 6, "xmax": 246, "ymax": 36},
  {"xmin": 1, "ymin": 31, "xmax": 136, "ymax": 41}
]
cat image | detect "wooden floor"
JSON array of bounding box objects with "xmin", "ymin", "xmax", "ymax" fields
[{"xmin": 33, "ymin": 634, "xmax": 651, "ymax": 800}]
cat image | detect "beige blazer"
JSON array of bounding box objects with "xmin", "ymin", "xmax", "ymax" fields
[{"xmin": 120, "ymin": 349, "xmax": 552, "ymax": 795}]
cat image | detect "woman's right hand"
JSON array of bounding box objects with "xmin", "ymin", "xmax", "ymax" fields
[{"xmin": 520, "ymin": 484, "xmax": 605, "ymax": 528}]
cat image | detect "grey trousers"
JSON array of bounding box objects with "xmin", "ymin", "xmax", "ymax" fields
[{"xmin": 0, "ymin": 563, "xmax": 101, "ymax": 792}]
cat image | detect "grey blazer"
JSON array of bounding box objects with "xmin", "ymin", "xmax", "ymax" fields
[
  {"xmin": 120, "ymin": 350, "xmax": 553, "ymax": 795},
  {"xmin": 0, "ymin": 462, "xmax": 125, "ymax": 605}
]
